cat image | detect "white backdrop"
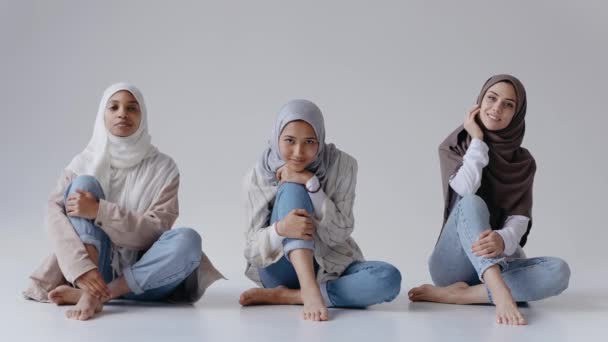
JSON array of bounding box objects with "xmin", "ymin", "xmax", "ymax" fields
[{"xmin": 1, "ymin": 0, "xmax": 606, "ymax": 290}]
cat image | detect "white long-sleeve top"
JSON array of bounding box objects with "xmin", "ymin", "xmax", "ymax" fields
[
  {"xmin": 448, "ymin": 138, "xmax": 529, "ymax": 256},
  {"xmin": 243, "ymin": 149, "xmax": 365, "ymax": 286}
]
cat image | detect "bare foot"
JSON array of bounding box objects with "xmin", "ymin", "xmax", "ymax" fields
[
  {"xmin": 492, "ymin": 287, "xmax": 527, "ymax": 325},
  {"xmin": 48, "ymin": 285, "xmax": 82, "ymax": 305},
  {"xmin": 239, "ymin": 287, "xmax": 301, "ymax": 306},
  {"xmin": 65, "ymin": 292, "xmax": 103, "ymax": 321},
  {"xmin": 408, "ymin": 282, "xmax": 471, "ymax": 304},
  {"xmin": 300, "ymin": 286, "xmax": 328, "ymax": 322}
]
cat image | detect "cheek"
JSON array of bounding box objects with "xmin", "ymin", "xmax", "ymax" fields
[
  {"xmin": 133, "ymin": 114, "xmax": 142, "ymax": 130},
  {"xmin": 104, "ymin": 111, "xmax": 113, "ymax": 128},
  {"xmin": 278, "ymin": 142, "xmax": 291, "ymax": 160},
  {"xmin": 306, "ymin": 146, "xmax": 318, "ymax": 161},
  {"xmin": 501, "ymin": 111, "xmax": 515, "ymax": 127}
]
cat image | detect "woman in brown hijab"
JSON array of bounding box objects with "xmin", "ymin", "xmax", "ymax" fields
[{"xmin": 408, "ymin": 75, "xmax": 570, "ymax": 325}]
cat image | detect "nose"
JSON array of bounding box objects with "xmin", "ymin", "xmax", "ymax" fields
[
  {"xmin": 117, "ymin": 108, "xmax": 127, "ymax": 119},
  {"xmin": 492, "ymin": 101, "xmax": 502, "ymax": 114},
  {"xmin": 293, "ymin": 143, "xmax": 303, "ymax": 157}
]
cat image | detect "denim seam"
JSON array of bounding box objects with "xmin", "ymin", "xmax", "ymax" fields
[{"xmin": 458, "ymin": 204, "xmax": 505, "ymax": 282}]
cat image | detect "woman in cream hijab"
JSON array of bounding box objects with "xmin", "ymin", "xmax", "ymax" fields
[{"xmin": 23, "ymin": 83, "xmax": 223, "ymax": 320}]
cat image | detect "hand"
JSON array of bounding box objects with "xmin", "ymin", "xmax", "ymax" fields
[
  {"xmin": 464, "ymin": 104, "xmax": 484, "ymax": 140},
  {"xmin": 66, "ymin": 189, "xmax": 100, "ymax": 219},
  {"xmin": 276, "ymin": 209, "xmax": 315, "ymax": 240},
  {"xmin": 276, "ymin": 165, "xmax": 314, "ymax": 185},
  {"xmin": 75, "ymin": 269, "xmax": 111, "ymax": 299},
  {"xmin": 471, "ymin": 229, "xmax": 505, "ymax": 258}
]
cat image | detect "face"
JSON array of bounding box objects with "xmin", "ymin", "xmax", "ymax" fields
[
  {"xmin": 478, "ymin": 82, "xmax": 517, "ymax": 131},
  {"xmin": 104, "ymin": 90, "xmax": 142, "ymax": 137},
  {"xmin": 278, "ymin": 120, "xmax": 319, "ymax": 172}
]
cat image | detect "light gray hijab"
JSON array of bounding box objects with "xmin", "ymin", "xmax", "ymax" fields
[{"xmin": 256, "ymin": 99, "xmax": 337, "ymax": 187}]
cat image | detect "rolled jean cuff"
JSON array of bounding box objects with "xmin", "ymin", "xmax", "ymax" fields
[
  {"xmin": 283, "ymin": 238, "xmax": 314, "ymax": 262},
  {"xmin": 478, "ymin": 257, "xmax": 507, "ymax": 283},
  {"xmin": 319, "ymin": 281, "xmax": 334, "ymax": 307},
  {"xmin": 123, "ymin": 265, "xmax": 144, "ymax": 295},
  {"xmin": 78, "ymin": 234, "xmax": 102, "ymax": 254}
]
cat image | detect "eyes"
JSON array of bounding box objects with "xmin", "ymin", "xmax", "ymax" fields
[
  {"xmin": 486, "ymin": 95, "xmax": 514, "ymax": 109},
  {"xmin": 283, "ymin": 138, "xmax": 318, "ymax": 145},
  {"xmin": 107, "ymin": 104, "xmax": 139, "ymax": 113}
]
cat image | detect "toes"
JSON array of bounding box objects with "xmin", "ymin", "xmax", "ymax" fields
[
  {"xmin": 320, "ymin": 310, "xmax": 329, "ymax": 321},
  {"xmin": 66, "ymin": 309, "xmax": 78, "ymax": 319}
]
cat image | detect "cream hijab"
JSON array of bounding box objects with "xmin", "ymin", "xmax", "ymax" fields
[{"xmin": 66, "ymin": 82, "xmax": 159, "ymax": 199}]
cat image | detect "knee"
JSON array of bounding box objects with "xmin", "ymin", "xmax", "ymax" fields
[
  {"xmin": 275, "ymin": 182, "xmax": 313, "ymax": 214},
  {"xmin": 371, "ymin": 262, "xmax": 402, "ymax": 300},
  {"xmin": 163, "ymin": 227, "xmax": 203, "ymax": 263},
  {"xmin": 458, "ymin": 194, "xmax": 488, "ymax": 216},
  {"xmin": 547, "ymin": 257, "xmax": 571, "ymax": 295},
  {"xmin": 69, "ymin": 175, "xmax": 104, "ymax": 197},
  {"xmin": 278, "ymin": 182, "xmax": 309, "ymax": 199}
]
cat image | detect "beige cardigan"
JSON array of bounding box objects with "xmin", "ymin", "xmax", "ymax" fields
[
  {"xmin": 23, "ymin": 170, "xmax": 224, "ymax": 303},
  {"xmin": 244, "ymin": 149, "xmax": 365, "ymax": 286}
]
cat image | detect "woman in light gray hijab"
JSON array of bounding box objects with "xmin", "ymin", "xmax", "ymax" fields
[{"xmin": 241, "ymin": 99, "xmax": 402, "ymax": 321}]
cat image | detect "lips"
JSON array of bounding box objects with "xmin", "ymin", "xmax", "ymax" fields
[
  {"xmin": 486, "ymin": 112, "xmax": 501, "ymax": 122},
  {"xmin": 115, "ymin": 121, "xmax": 132, "ymax": 127}
]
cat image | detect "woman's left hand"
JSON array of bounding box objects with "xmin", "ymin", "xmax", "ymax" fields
[
  {"xmin": 471, "ymin": 229, "xmax": 504, "ymax": 258},
  {"xmin": 276, "ymin": 166, "xmax": 314, "ymax": 185},
  {"xmin": 66, "ymin": 189, "xmax": 100, "ymax": 220}
]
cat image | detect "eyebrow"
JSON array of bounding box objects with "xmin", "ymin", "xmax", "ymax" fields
[
  {"xmin": 488, "ymin": 91, "xmax": 516, "ymax": 103},
  {"xmin": 283, "ymin": 135, "xmax": 318, "ymax": 140},
  {"xmin": 108, "ymin": 100, "xmax": 139, "ymax": 105}
]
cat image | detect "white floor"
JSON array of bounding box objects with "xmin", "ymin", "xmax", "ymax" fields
[
  {"xmin": 5, "ymin": 276, "xmax": 607, "ymax": 342},
  {"xmin": 2, "ymin": 229, "xmax": 606, "ymax": 342}
]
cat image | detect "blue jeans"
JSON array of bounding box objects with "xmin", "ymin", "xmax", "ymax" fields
[
  {"xmin": 429, "ymin": 194, "xmax": 570, "ymax": 303},
  {"xmin": 65, "ymin": 175, "xmax": 202, "ymax": 301},
  {"xmin": 258, "ymin": 182, "xmax": 401, "ymax": 308}
]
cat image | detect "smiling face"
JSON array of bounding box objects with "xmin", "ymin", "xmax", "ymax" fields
[
  {"xmin": 478, "ymin": 81, "xmax": 517, "ymax": 131},
  {"xmin": 104, "ymin": 90, "xmax": 141, "ymax": 137},
  {"xmin": 278, "ymin": 120, "xmax": 319, "ymax": 172}
]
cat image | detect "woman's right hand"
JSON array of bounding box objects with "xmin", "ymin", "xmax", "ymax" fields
[
  {"xmin": 75, "ymin": 269, "xmax": 111, "ymax": 299},
  {"xmin": 464, "ymin": 104, "xmax": 484, "ymax": 140},
  {"xmin": 276, "ymin": 209, "xmax": 315, "ymax": 240}
]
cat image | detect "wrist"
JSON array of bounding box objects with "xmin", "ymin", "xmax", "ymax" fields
[{"xmin": 275, "ymin": 220, "xmax": 283, "ymax": 236}]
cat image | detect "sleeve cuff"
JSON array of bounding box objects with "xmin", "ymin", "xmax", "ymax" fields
[
  {"xmin": 269, "ymin": 223, "xmax": 285, "ymax": 252},
  {"xmin": 94, "ymin": 199, "xmax": 110, "ymax": 229},
  {"xmin": 470, "ymin": 138, "xmax": 489, "ymax": 153},
  {"xmin": 306, "ymin": 176, "xmax": 326, "ymax": 219},
  {"xmin": 496, "ymin": 229, "xmax": 517, "ymax": 256}
]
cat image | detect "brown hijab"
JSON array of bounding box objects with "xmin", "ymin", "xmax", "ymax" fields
[{"xmin": 438, "ymin": 74, "xmax": 536, "ymax": 247}]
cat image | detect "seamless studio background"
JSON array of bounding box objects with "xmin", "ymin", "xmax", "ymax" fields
[{"xmin": 1, "ymin": 0, "xmax": 607, "ymax": 315}]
